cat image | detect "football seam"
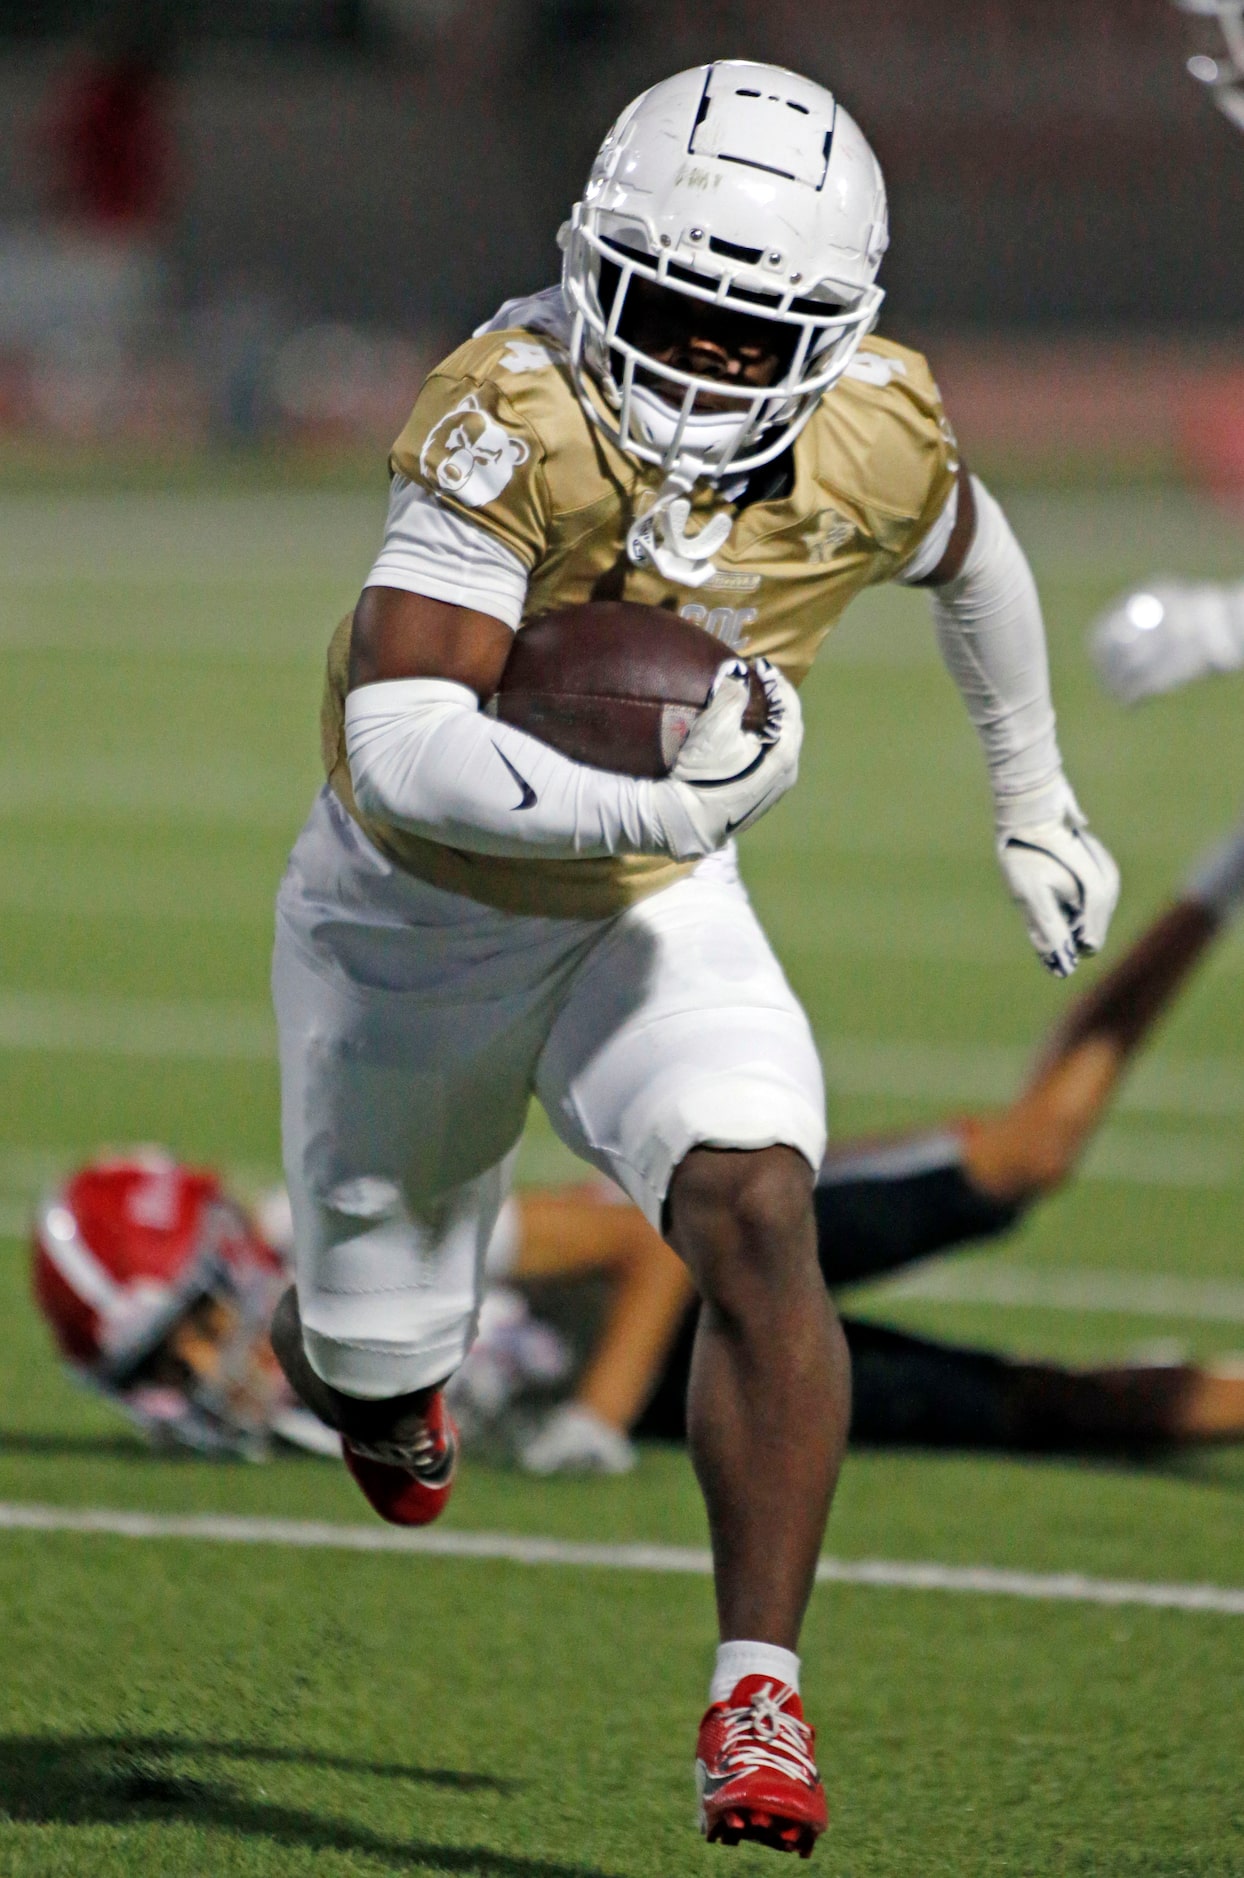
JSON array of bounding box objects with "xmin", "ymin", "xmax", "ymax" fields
[{"xmin": 498, "ymin": 688, "xmax": 709, "ymax": 706}]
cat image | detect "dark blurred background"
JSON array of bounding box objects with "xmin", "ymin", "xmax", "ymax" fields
[{"xmin": 0, "ymin": 0, "xmax": 1241, "ymax": 479}]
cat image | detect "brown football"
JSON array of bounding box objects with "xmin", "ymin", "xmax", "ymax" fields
[{"xmin": 489, "ymin": 601, "xmax": 767, "ymax": 779}]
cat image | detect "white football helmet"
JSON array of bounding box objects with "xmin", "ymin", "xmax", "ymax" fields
[
  {"xmin": 1176, "ymin": 1, "xmax": 1244, "ymax": 130},
  {"xmin": 561, "ymin": 60, "xmax": 888, "ymax": 489}
]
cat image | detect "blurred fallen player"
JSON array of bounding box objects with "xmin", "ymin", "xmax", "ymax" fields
[
  {"xmin": 465, "ymin": 812, "xmax": 1244, "ymax": 1469},
  {"xmin": 31, "ymin": 817, "xmax": 1244, "ymax": 1466}
]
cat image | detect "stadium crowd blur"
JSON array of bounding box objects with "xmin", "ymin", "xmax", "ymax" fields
[{"xmin": 0, "ymin": 0, "xmax": 1243, "ymax": 483}]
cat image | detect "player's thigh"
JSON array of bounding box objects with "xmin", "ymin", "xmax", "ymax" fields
[
  {"xmin": 536, "ymin": 855, "xmax": 826, "ymax": 1230},
  {"xmin": 272, "ymin": 918, "xmax": 547, "ymax": 1395}
]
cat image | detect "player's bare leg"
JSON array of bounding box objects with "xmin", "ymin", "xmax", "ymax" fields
[
  {"xmin": 270, "ymin": 1287, "xmax": 457, "ymax": 1524},
  {"xmin": 507, "ymin": 820, "xmax": 1244, "ymax": 1476},
  {"xmin": 668, "ymin": 1144, "xmax": 846, "ymax": 1645},
  {"xmin": 963, "ymin": 820, "xmax": 1244, "ymax": 1205},
  {"xmin": 668, "ymin": 1142, "xmax": 843, "ymax": 1857},
  {"xmin": 514, "ymin": 1186, "xmax": 695, "ymax": 1432}
]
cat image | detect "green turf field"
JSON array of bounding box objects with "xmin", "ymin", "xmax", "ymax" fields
[{"xmin": 1, "ymin": 476, "xmax": 1243, "ymax": 1875}]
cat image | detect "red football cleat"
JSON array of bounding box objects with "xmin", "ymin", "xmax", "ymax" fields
[
  {"xmin": 696, "ymin": 1675, "xmax": 828, "ymax": 1858},
  {"xmin": 341, "ymin": 1390, "xmax": 458, "ymax": 1527}
]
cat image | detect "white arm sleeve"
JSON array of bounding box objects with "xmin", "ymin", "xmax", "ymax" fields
[
  {"xmin": 363, "ymin": 473, "xmax": 530, "ymax": 629},
  {"xmin": 929, "ymin": 476, "xmax": 1068, "ymax": 831},
  {"xmin": 345, "ymin": 677, "xmax": 666, "ymax": 860}
]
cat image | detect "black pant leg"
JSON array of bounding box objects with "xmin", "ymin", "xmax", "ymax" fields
[{"xmin": 814, "ymin": 1137, "xmax": 1023, "ymax": 1289}]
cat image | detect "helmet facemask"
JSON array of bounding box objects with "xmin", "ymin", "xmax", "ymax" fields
[
  {"xmin": 116, "ymin": 1254, "xmax": 287, "ymax": 1457},
  {"xmin": 99, "ymin": 1199, "xmax": 288, "ymax": 1459},
  {"xmin": 564, "ymin": 214, "xmax": 883, "ymax": 487}
]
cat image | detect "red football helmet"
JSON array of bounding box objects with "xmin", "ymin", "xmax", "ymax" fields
[{"xmin": 31, "ymin": 1150, "xmax": 333, "ymax": 1457}]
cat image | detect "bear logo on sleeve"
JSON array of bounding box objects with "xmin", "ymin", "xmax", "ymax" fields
[{"xmin": 419, "ymin": 393, "xmax": 531, "ymax": 508}]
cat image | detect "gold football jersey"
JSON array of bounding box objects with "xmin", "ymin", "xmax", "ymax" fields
[{"xmin": 323, "ymin": 327, "xmax": 958, "ymax": 920}]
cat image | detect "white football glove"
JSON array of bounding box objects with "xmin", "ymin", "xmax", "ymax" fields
[
  {"xmin": 652, "ymin": 656, "xmax": 802, "ymax": 860},
  {"xmin": 518, "ymin": 1403, "xmax": 636, "ymax": 1476},
  {"xmin": 996, "ymin": 790, "xmax": 1121, "ymax": 978},
  {"xmin": 1089, "ymin": 579, "xmax": 1244, "ymax": 705}
]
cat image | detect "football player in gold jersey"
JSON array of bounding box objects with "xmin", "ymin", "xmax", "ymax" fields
[{"xmin": 269, "ymin": 62, "xmax": 1119, "ymax": 1855}]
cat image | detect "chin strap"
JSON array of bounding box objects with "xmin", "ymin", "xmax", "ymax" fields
[{"xmin": 626, "ymin": 476, "xmax": 735, "ymax": 587}]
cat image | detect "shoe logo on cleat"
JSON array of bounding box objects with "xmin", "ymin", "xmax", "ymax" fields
[{"xmin": 696, "ymin": 1761, "xmax": 731, "ymax": 1801}]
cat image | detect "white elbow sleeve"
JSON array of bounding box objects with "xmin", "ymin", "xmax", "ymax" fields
[
  {"xmin": 930, "ymin": 477, "xmax": 1070, "ymax": 831},
  {"xmin": 344, "ymin": 677, "xmax": 665, "ymax": 861}
]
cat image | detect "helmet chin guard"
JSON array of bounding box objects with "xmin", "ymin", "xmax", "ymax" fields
[{"xmin": 562, "ymin": 60, "xmax": 888, "ymax": 488}]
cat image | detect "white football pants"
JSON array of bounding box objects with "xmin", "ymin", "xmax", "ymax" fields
[{"xmin": 272, "ymin": 788, "xmax": 825, "ymax": 1399}]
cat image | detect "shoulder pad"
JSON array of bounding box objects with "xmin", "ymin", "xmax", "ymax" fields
[
  {"xmin": 432, "ymin": 328, "xmax": 573, "ymax": 409},
  {"xmin": 841, "ymin": 335, "xmax": 947, "ymax": 420},
  {"xmin": 388, "ymin": 327, "xmax": 626, "ymax": 559},
  {"xmin": 806, "ymin": 333, "xmax": 958, "ymax": 560}
]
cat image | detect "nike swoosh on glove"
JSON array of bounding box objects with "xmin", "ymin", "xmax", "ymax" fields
[
  {"xmin": 651, "ymin": 657, "xmax": 803, "ymax": 860},
  {"xmin": 997, "ymin": 802, "xmax": 1121, "ymax": 978}
]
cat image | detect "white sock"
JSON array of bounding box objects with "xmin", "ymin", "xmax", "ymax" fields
[
  {"xmin": 710, "ymin": 1640, "xmax": 801, "ymax": 1705},
  {"xmin": 1185, "ymin": 819, "xmax": 1244, "ymax": 920}
]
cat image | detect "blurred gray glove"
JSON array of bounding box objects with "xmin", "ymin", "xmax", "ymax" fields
[
  {"xmin": 1089, "ymin": 578, "xmax": 1244, "ymax": 704},
  {"xmin": 518, "ymin": 1403, "xmax": 636, "ymax": 1476}
]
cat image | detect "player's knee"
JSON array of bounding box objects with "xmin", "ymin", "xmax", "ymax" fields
[
  {"xmin": 287, "ymin": 1200, "xmax": 486, "ymax": 1403},
  {"xmin": 670, "ymin": 1141, "xmax": 813, "ymax": 1243},
  {"xmin": 1020, "ymin": 1138, "xmax": 1077, "ymax": 1198},
  {"xmin": 271, "ymin": 1284, "xmax": 449, "ymax": 1444},
  {"xmin": 668, "ymin": 1144, "xmax": 816, "ymax": 1310}
]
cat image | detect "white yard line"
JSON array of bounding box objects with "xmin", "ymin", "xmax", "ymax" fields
[
  {"xmin": 873, "ymin": 1263, "xmax": 1244, "ymax": 1323},
  {"xmin": 0, "ymin": 618, "xmax": 328, "ymax": 666},
  {"xmin": 0, "ymin": 1502, "xmax": 1239, "ymax": 1616},
  {"xmin": 0, "ymin": 880, "xmax": 271, "ymax": 924},
  {"xmin": 0, "ymin": 762, "xmax": 300, "ymax": 829},
  {"xmin": 0, "ymin": 491, "xmax": 379, "ymax": 580},
  {"xmin": 6, "ymin": 861, "xmax": 1241, "ymax": 976},
  {"xmin": 1, "ymin": 998, "xmax": 1242, "ymax": 1127},
  {"xmin": 0, "ymin": 990, "xmax": 275, "ymax": 1060},
  {"xmin": 823, "ymin": 1036, "xmax": 1244, "ymax": 1121},
  {"xmin": 4, "ymin": 859, "xmax": 1243, "ymax": 978},
  {"xmin": 1079, "ymin": 1132, "xmax": 1243, "ymax": 1188}
]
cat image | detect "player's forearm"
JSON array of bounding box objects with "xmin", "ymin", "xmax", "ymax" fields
[
  {"xmin": 929, "ymin": 477, "xmax": 1067, "ymax": 828},
  {"xmin": 345, "ymin": 664, "xmax": 799, "ymax": 865},
  {"xmin": 1034, "ymin": 900, "xmax": 1218, "ymax": 1074},
  {"xmin": 345, "ymin": 677, "xmax": 664, "ymax": 860}
]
